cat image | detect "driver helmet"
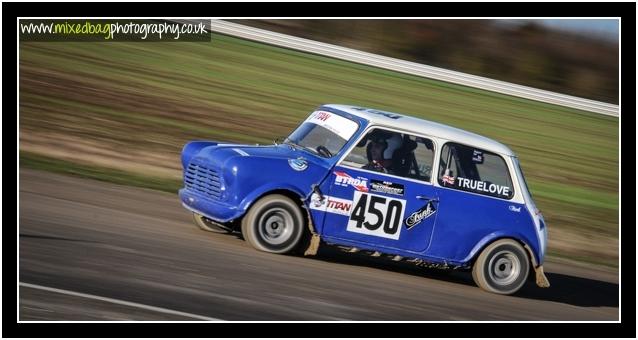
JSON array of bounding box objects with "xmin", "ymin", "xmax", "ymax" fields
[
  {"xmin": 382, "ymin": 133, "xmax": 402, "ymax": 159},
  {"xmin": 368, "ymin": 131, "xmax": 402, "ymax": 167}
]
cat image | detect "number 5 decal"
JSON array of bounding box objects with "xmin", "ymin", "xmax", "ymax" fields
[{"xmin": 347, "ymin": 191, "xmax": 406, "ymax": 240}]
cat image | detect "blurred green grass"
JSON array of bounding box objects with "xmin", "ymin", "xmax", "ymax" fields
[
  {"xmin": 19, "ymin": 34, "xmax": 618, "ymax": 266},
  {"xmin": 20, "ymin": 151, "xmax": 182, "ymax": 193}
]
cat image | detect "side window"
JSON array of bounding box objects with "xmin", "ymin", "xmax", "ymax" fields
[
  {"xmin": 341, "ymin": 128, "xmax": 435, "ymax": 182},
  {"xmin": 438, "ymin": 143, "xmax": 514, "ymax": 199}
]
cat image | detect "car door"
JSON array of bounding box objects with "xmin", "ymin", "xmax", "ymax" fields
[{"xmin": 319, "ymin": 128, "xmax": 439, "ymax": 254}]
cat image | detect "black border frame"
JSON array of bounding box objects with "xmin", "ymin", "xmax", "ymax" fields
[{"xmin": 4, "ymin": 2, "xmax": 635, "ymax": 338}]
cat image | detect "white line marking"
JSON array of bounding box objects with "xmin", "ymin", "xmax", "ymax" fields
[{"xmin": 20, "ymin": 282, "xmax": 222, "ymax": 321}]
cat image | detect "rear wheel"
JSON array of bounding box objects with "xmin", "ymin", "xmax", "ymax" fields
[
  {"xmin": 241, "ymin": 194, "xmax": 305, "ymax": 254},
  {"xmin": 193, "ymin": 213, "xmax": 233, "ymax": 233},
  {"xmin": 472, "ymin": 239, "xmax": 529, "ymax": 295}
]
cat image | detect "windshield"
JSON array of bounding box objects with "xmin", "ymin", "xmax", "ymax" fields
[{"xmin": 286, "ymin": 110, "xmax": 359, "ymax": 158}]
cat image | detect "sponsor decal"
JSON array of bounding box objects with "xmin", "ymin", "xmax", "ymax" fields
[
  {"xmin": 309, "ymin": 194, "xmax": 352, "ymax": 216},
  {"xmin": 312, "ymin": 111, "xmax": 331, "ymax": 121},
  {"xmin": 365, "ymin": 109, "xmax": 402, "ymax": 120},
  {"xmin": 442, "ymin": 174, "xmax": 455, "ymax": 185},
  {"xmin": 347, "ymin": 191, "xmax": 406, "ymax": 240},
  {"xmin": 472, "ymin": 150, "xmax": 483, "ymax": 163},
  {"xmin": 509, "ymin": 205, "xmax": 521, "ymax": 212},
  {"xmin": 288, "ymin": 158, "xmax": 308, "ymax": 171},
  {"xmin": 306, "ymin": 110, "xmax": 359, "ymax": 140},
  {"xmin": 310, "ymin": 192, "xmax": 324, "ymax": 208},
  {"xmin": 370, "ymin": 180, "xmax": 404, "ymax": 196},
  {"xmin": 334, "ymin": 171, "xmax": 368, "ymax": 192},
  {"xmin": 404, "ymin": 201, "xmax": 436, "ymax": 229},
  {"xmin": 456, "ymin": 177, "xmax": 511, "ymax": 197},
  {"xmin": 326, "ymin": 197, "xmax": 353, "ymax": 215},
  {"xmin": 310, "ymin": 192, "xmax": 328, "ymax": 211}
]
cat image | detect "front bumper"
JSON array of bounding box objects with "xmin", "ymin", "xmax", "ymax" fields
[{"xmin": 179, "ymin": 188, "xmax": 241, "ymax": 223}]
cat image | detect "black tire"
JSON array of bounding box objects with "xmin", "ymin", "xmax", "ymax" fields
[
  {"xmin": 241, "ymin": 194, "xmax": 305, "ymax": 254},
  {"xmin": 472, "ymin": 239, "xmax": 529, "ymax": 295},
  {"xmin": 193, "ymin": 213, "xmax": 233, "ymax": 233}
]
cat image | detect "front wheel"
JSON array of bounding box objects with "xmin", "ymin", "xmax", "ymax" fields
[
  {"xmin": 241, "ymin": 194, "xmax": 305, "ymax": 254},
  {"xmin": 472, "ymin": 239, "xmax": 530, "ymax": 295}
]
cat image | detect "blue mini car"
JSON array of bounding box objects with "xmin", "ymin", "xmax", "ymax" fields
[{"xmin": 179, "ymin": 104, "xmax": 550, "ymax": 295}]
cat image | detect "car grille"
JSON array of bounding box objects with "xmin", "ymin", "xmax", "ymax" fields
[{"xmin": 184, "ymin": 162, "xmax": 222, "ymax": 200}]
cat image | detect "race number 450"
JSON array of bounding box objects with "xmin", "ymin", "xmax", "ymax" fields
[{"xmin": 347, "ymin": 191, "xmax": 406, "ymax": 240}]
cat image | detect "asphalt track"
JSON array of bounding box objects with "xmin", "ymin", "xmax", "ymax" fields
[{"xmin": 19, "ymin": 169, "xmax": 619, "ymax": 321}]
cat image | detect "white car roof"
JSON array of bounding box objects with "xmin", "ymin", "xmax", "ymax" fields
[{"xmin": 324, "ymin": 104, "xmax": 515, "ymax": 156}]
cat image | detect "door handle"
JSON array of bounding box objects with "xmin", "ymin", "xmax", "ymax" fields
[{"xmin": 416, "ymin": 195, "xmax": 438, "ymax": 202}]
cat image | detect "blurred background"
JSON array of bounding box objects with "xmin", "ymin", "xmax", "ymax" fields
[
  {"xmin": 19, "ymin": 19, "xmax": 619, "ymax": 269},
  {"xmin": 234, "ymin": 19, "xmax": 619, "ymax": 103}
]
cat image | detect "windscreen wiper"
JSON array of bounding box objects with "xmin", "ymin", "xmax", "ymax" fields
[{"xmin": 284, "ymin": 139, "xmax": 320, "ymax": 156}]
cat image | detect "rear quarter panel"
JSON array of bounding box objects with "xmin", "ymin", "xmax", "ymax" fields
[{"xmin": 427, "ymin": 186, "xmax": 540, "ymax": 266}]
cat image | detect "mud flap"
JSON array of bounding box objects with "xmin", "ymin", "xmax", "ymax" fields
[
  {"xmin": 534, "ymin": 265, "xmax": 550, "ymax": 288},
  {"xmin": 304, "ymin": 233, "xmax": 321, "ymax": 256},
  {"xmin": 302, "ymin": 206, "xmax": 320, "ymax": 256},
  {"xmin": 523, "ymin": 243, "xmax": 550, "ymax": 288}
]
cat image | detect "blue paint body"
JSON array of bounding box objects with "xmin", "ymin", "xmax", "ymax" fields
[{"xmin": 179, "ymin": 106, "xmax": 545, "ymax": 268}]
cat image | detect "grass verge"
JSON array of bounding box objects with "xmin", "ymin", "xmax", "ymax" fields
[{"xmin": 20, "ymin": 151, "xmax": 182, "ymax": 194}]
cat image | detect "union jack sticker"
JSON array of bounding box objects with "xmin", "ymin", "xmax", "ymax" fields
[{"xmin": 442, "ymin": 174, "xmax": 455, "ymax": 185}]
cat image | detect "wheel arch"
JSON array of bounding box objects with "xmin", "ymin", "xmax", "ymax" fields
[
  {"xmin": 464, "ymin": 232, "xmax": 540, "ymax": 269},
  {"xmin": 239, "ymin": 187, "xmax": 311, "ymax": 254},
  {"xmin": 238, "ymin": 184, "xmax": 308, "ymax": 217}
]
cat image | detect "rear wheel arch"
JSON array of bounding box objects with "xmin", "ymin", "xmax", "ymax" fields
[
  {"xmin": 469, "ymin": 235, "xmax": 538, "ymax": 268},
  {"xmin": 470, "ymin": 236, "xmax": 538, "ymax": 279}
]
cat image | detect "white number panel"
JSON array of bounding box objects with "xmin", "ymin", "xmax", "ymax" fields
[{"xmin": 346, "ymin": 191, "xmax": 406, "ymax": 240}]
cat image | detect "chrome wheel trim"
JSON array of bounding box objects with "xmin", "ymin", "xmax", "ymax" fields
[
  {"xmin": 488, "ymin": 250, "xmax": 521, "ymax": 286},
  {"xmin": 257, "ymin": 207, "xmax": 294, "ymax": 246}
]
